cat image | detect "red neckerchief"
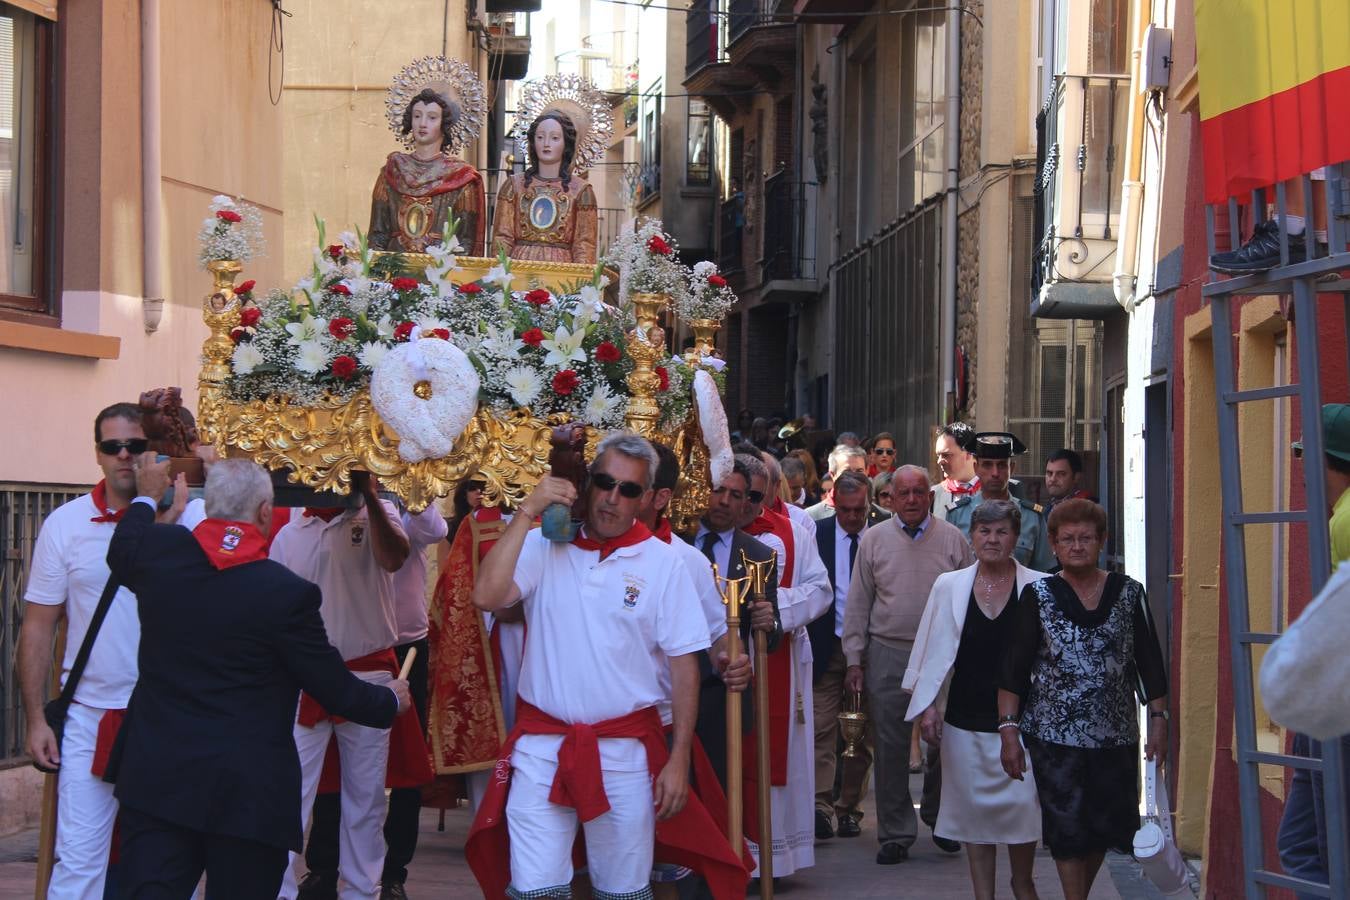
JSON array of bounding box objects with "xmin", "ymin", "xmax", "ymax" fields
[
  {"xmin": 304, "ymin": 507, "xmax": 345, "ymax": 522},
  {"xmin": 570, "ymin": 520, "xmax": 652, "ymax": 560},
  {"xmin": 651, "ymin": 517, "xmax": 673, "ymax": 544},
  {"xmin": 89, "ymin": 480, "xmax": 128, "ymax": 523},
  {"xmin": 740, "ymin": 507, "xmax": 794, "ymax": 790},
  {"xmin": 192, "ymin": 518, "xmax": 270, "ymax": 569},
  {"xmin": 943, "ymin": 475, "xmax": 981, "ymax": 496}
]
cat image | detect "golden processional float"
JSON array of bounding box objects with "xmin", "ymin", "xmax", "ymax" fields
[{"xmin": 194, "ymin": 63, "xmax": 739, "ymax": 532}]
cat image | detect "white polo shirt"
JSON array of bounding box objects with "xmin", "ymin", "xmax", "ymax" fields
[
  {"xmin": 268, "ymin": 500, "xmax": 406, "ymax": 661},
  {"xmin": 656, "ymin": 536, "xmax": 729, "ymax": 725},
  {"xmin": 24, "ymin": 493, "xmax": 140, "ymax": 710},
  {"xmin": 391, "ymin": 505, "xmax": 450, "ymax": 645},
  {"xmin": 511, "ymin": 529, "xmax": 711, "ymax": 770}
]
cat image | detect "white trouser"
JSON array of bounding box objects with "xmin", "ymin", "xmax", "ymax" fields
[
  {"xmin": 48, "ymin": 703, "xmax": 118, "ymax": 900},
  {"xmin": 505, "ymin": 749, "xmax": 655, "ymax": 897},
  {"xmin": 279, "ymin": 670, "xmax": 393, "ymax": 900}
]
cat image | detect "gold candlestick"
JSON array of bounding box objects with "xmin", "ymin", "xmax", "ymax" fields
[
  {"xmin": 624, "ymin": 291, "xmax": 668, "ymax": 437},
  {"xmin": 742, "ymin": 550, "xmax": 776, "ymax": 898},
  {"xmin": 714, "ymin": 567, "xmax": 751, "ymax": 854}
]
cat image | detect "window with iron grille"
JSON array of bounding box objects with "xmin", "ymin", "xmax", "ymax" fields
[
  {"xmin": 1, "ymin": 484, "xmax": 92, "ymax": 766},
  {"xmin": 687, "ymin": 99, "xmax": 713, "ymax": 186}
]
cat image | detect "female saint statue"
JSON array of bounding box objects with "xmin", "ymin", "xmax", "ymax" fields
[
  {"xmin": 492, "ymin": 75, "xmax": 613, "ymax": 265},
  {"xmin": 372, "ymin": 58, "xmax": 488, "ymax": 254}
]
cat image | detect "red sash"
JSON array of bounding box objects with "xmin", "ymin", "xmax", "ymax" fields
[
  {"xmin": 300, "ymin": 649, "xmax": 434, "ymax": 792},
  {"xmin": 465, "ymin": 700, "xmax": 752, "ymax": 899},
  {"xmin": 89, "ymin": 707, "xmax": 127, "ymax": 778}
]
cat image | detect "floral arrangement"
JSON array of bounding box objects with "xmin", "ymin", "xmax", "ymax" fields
[
  {"xmin": 678, "ymin": 260, "xmax": 737, "ymax": 321},
  {"xmin": 198, "ymin": 195, "xmax": 264, "ymax": 267},
  {"xmin": 223, "ymin": 218, "xmax": 635, "ymax": 430},
  {"xmin": 603, "ymin": 218, "xmax": 690, "ymax": 304}
]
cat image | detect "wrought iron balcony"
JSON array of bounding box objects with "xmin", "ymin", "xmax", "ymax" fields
[
  {"xmin": 719, "ymin": 196, "xmax": 744, "ymax": 274},
  {"xmin": 761, "ymin": 173, "xmax": 816, "ymax": 282},
  {"xmin": 685, "ymin": 0, "xmax": 728, "ymax": 81},
  {"xmin": 1031, "ymin": 73, "xmax": 1128, "ymax": 318}
]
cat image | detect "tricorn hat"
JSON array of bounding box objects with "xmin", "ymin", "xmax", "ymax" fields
[{"xmin": 971, "ymin": 431, "xmax": 1028, "ymax": 459}]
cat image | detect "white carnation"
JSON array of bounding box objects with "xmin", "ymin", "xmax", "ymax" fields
[
  {"xmin": 231, "ymin": 342, "xmax": 265, "ymax": 375},
  {"xmin": 294, "ymin": 339, "xmax": 331, "ymax": 375},
  {"xmin": 504, "ymin": 366, "xmax": 543, "ymax": 408}
]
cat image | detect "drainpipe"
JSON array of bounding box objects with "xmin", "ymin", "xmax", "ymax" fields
[
  {"xmin": 1112, "ymin": 0, "xmax": 1149, "ymax": 311},
  {"xmin": 141, "ymin": 0, "xmax": 164, "ymax": 333},
  {"xmin": 939, "ymin": 4, "xmax": 960, "ymax": 420}
]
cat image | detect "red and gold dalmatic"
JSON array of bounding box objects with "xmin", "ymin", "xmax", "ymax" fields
[
  {"xmin": 1195, "ymin": 0, "xmax": 1350, "ymax": 202},
  {"xmin": 369, "ymin": 151, "xmax": 486, "ymax": 255},
  {"xmin": 491, "ymin": 172, "xmax": 598, "ymax": 264}
]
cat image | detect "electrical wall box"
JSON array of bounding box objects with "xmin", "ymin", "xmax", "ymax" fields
[{"xmin": 1143, "ymin": 25, "xmax": 1173, "ymax": 90}]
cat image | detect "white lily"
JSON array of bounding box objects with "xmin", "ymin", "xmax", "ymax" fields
[
  {"xmin": 294, "ymin": 339, "xmax": 331, "ymax": 375},
  {"xmin": 503, "ymin": 366, "xmax": 543, "ymax": 408},
  {"xmin": 231, "ymin": 342, "xmax": 265, "ymax": 375},
  {"xmin": 285, "ymin": 316, "xmax": 327, "ymax": 345},
  {"xmin": 483, "ymin": 264, "xmax": 513, "ymax": 292},
  {"xmin": 480, "ymin": 324, "xmax": 525, "ymax": 359},
  {"xmin": 338, "ymin": 230, "xmax": 358, "ymax": 248},
  {"xmin": 426, "ymin": 240, "xmax": 460, "ymax": 271},
  {"xmin": 541, "ymin": 325, "xmax": 587, "ymax": 368},
  {"xmin": 374, "ymin": 314, "xmax": 397, "ymax": 340}
]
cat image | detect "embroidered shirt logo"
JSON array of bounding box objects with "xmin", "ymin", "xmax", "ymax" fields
[
  {"xmin": 622, "ymin": 573, "xmax": 646, "ymax": 610},
  {"xmin": 220, "ymin": 525, "xmax": 244, "ymax": 554},
  {"xmin": 350, "ymin": 524, "xmax": 366, "ymax": 546}
]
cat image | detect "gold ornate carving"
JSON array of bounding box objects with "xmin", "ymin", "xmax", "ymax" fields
[
  {"xmin": 624, "ymin": 292, "xmax": 667, "ymax": 438},
  {"xmin": 685, "ymin": 317, "xmax": 720, "ymax": 364}
]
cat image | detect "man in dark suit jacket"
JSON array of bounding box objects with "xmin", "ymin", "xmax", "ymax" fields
[
  {"xmin": 688, "ymin": 455, "xmax": 782, "ymax": 787},
  {"xmin": 807, "ymin": 470, "xmax": 878, "ymax": 838},
  {"xmin": 105, "ymin": 457, "xmax": 409, "ymax": 899}
]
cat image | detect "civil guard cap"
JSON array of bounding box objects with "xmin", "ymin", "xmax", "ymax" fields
[
  {"xmin": 1292, "ymin": 403, "xmax": 1350, "ymax": 463},
  {"xmin": 971, "ymin": 431, "xmax": 1028, "ymax": 459}
]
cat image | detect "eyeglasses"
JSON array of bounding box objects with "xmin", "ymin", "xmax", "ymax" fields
[
  {"xmin": 746, "ymin": 490, "xmax": 765, "ymax": 504},
  {"xmin": 874, "ymin": 447, "xmax": 896, "ymax": 456},
  {"xmin": 97, "ymin": 439, "xmax": 148, "ymax": 456},
  {"xmin": 1055, "ymin": 534, "xmax": 1100, "ymax": 548},
  {"xmin": 591, "ymin": 472, "xmax": 645, "ymax": 499}
]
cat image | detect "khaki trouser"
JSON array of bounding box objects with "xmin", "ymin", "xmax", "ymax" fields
[
  {"xmin": 865, "ymin": 639, "xmax": 941, "ymax": 847},
  {"xmin": 813, "ymin": 638, "xmax": 874, "ymax": 819}
]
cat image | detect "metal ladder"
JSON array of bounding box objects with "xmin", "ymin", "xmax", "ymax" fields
[{"xmin": 1206, "ymin": 164, "xmax": 1350, "ymax": 898}]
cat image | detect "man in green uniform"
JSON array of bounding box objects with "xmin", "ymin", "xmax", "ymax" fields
[{"xmin": 947, "ymin": 432, "xmax": 1055, "ymax": 571}]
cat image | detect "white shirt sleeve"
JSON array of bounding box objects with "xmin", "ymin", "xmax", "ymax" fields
[
  {"xmin": 682, "ymin": 545, "xmax": 728, "ymax": 642},
  {"xmin": 268, "ymin": 521, "xmax": 296, "ymax": 568},
  {"xmin": 177, "ymin": 497, "xmax": 207, "ymax": 531},
  {"xmin": 778, "ymin": 522, "xmax": 834, "ymax": 632},
  {"xmin": 402, "ymin": 505, "xmax": 449, "ymax": 546},
  {"xmin": 657, "ymin": 559, "xmax": 713, "ymax": 658},
  {"xmin": 1260, "ymin": 561, "xmax": 1350, "ymax": 739},
  {"xmin": 512, "ymin": 529, "xmax": 546, "ymax": 605},
  {"xmin": 24, "ymin": 511, "xmax": 69, "ymax": 606},
  {"xmin": 375, "ymin": 499, "xmax": 409, "ymax": 542}
]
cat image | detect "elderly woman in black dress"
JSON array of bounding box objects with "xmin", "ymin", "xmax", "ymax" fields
[{"xmin": 997, "ymin": 499, "xmax": 1169, "ymax": 900}]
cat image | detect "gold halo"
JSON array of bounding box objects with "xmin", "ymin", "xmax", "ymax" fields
[
  {"xmin": 386, "ymin": 56, "xmax": 487, "ymax": 155},
  {"xmin": 512, "ymin": 74, "xmax": 614, "ymax": 175}
]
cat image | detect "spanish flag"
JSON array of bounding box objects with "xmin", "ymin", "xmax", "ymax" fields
[{"xmin": 1195, "ymin": 0, "xmax": 1350, "ymax": 203}]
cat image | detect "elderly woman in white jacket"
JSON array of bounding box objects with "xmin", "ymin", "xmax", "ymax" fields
[{"xmin": 904, "ymin": 500, "xmax": 1048, "ymax": 900}]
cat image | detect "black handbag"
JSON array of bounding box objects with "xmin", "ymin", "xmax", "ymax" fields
[{"xmin": 33, "ymin": 574, "xmax": 122, "ymax": 774}]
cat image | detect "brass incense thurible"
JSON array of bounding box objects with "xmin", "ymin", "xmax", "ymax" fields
[{"xmin": 839, "ymin": 690, "xmax": 868, "ymax": 758}]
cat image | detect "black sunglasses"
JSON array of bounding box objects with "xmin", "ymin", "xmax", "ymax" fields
[
  {"xmin": 746, "ymin": 490, "xmax": 765, "ymax": 504},
  {"xmin": 97, "ymin": 439, "xmax": 149, "ymax": 456},
  {"xmin": 874, "ymin": 447, "xmax": 896, "ymax": 456},
  {"xmin": 591, "ymin": 472, "xmax": 645, "ymax": 499}
]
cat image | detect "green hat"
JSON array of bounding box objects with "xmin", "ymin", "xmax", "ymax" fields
[{"xmin": 1292, "ymin": 404, "xmax": 1350, "ymax": 462}]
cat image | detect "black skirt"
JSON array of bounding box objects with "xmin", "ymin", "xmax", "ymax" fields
[{"xmin": 1022, "ymin": 733, "xmax": 1140, "ymax": 859}]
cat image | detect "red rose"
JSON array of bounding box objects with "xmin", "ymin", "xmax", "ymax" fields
[
  {"xmin": 707, "ymin": 274, "xmax": 728, "ymax": 288},
  {"xmin": 239, "ymin": 306, "xmax": 262, "ymax": 328},
  {"xmin": 429, "ymin": 328, "xmax": 451, "ymax": 340},
  {"xmin": 390, "ymin": 277, "xmax": 419, "ymax": 292},
  {"xmin": 216, "ymin": 209, "xmax": 242, "ymax": 223},
  {"xmin": 230, "ymin": 326, "xmax": 247, "ymax": 343},
  {"xmin": 236, "ymin": 279, "xmax": 256, "ymax": 295},
  {"xmin": 328, "ymin": 317, "xmax": 355, "ymax": 340},
  {"xmin": 656, "ymin": 366, "xmax": 670, "ymax": 392},
  {"xmin": 327, "ymin": 244, "xmax": 344, "ymax": 260},
  {"xmin": 647, "ymin": 235, "xmax": 673, "ymax": 256},
  {"xmin": 524, "ymin": 288, "xmax": 552, "ymax": 306},
  {"xmin": 521, "ymin": 327, "xmax": 545, "ymax": 347},
  {"xmin": 459, "ymin": 282, "xmax": 483, "ymax": 295},
  {"xmin": 394, "ymin": 321, "xmax": 415, "ymax": 342},
  {"xmin": 330, "ymin": 283, "xmax": 352, "ymax": 296},
  {"xmin": 595, "ymin": 340, "xmax": 621, "ymax": 364},
  {"xmin": 331, "ymin": 355, "xmax": 358, "ymax": 380},
  {"xmin": 552, "ymin": 369, "xmax": 580, "ymax": 396}
]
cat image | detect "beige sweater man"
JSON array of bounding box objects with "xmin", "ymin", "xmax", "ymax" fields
[{"xmin": 841, "ymin": 465, "xmax": 974, "ymax": 862}]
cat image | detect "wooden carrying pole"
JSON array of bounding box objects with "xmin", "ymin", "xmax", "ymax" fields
[
  {"xmin": 745, "ymin": 554, "xmax": 775, "ymax": 898},
  {"xmin": 717, "ymin": 570, "xmax": 749, "ymax": 853},
  {"xmin": 34, "ymin": 621, "xmax": 65, "ymax": 898},
  {"xmin": 398, "ymin": 646, "xmax": 417, "ymax": 680}
]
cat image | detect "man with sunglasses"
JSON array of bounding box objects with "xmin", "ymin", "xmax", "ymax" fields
[
  {"xmin": 18, "ymin": 403, "xmax": 165, "ymax": 897},
  {"xmin": 466, "ymin": 432, "xmax": 751, "ymax": 900}
]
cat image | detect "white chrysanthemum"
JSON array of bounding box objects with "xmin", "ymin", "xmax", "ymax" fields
[
  {"xmin": 692, "ymin": 260, "xmax": 718, "ymax": 279},
  {"xmin": 294, "ymin": 339, "xmax": 331, "ymax": 375},
  {"xmin": 285, "ymin": 316, "xmax": 326, "ymax": 345},
  {"xmin": 483, "ymin": 264, "xmax": 513, "ymax": 292},
  {"xmin": 209, "ymin": 194, "xmax": 235, "ymax": 210},
  {"xmin": 231, "ymin": 342, "xmax": 265, "ymax": 375},
  {"xmin": 358, "ymin": 341, "xmax": 390, "ymax": 370},
  {"xmin": 693, "ymin": 369, "xmax": 734, "ymax": 488},
  {"xmin": 415, "ymin": 315, "xmax": 451, "ymax": 334},
  {"xmin": 503, "ymin": 366, "xmax": 543, "ymax": 408},
  {"xmin": 542, "ymin": 325, "xmax": 587, "ymax": 368},
  {"xmin": 582, "ymin": 383, "xmax": 622, "ymax": 427}
]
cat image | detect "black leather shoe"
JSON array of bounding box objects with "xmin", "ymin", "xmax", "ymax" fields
[
  {"xmin": 297, "ymin": 871, "xmax": 338, "ymax": 900},
  {"xmin": 1210, "ymin": 219, "xmax": 1306, "ymax": 274},
  {"xmin": 933, "ymin": 835, "xmax": 962, "ymax": 853},
  {"xmin": 876, "ymin": 842, "xmax": 908, "ymax": 865},
  {"xmin": 380, "ymin": 884, "xmax": 409, "ymax": 900},
  {"xmin": 837, "ymin": 814, "xmax": 862, "ymax": 838},
  {"xmin": 815, "ymin": 809, "xmax": 835, "ymax": 839}
]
